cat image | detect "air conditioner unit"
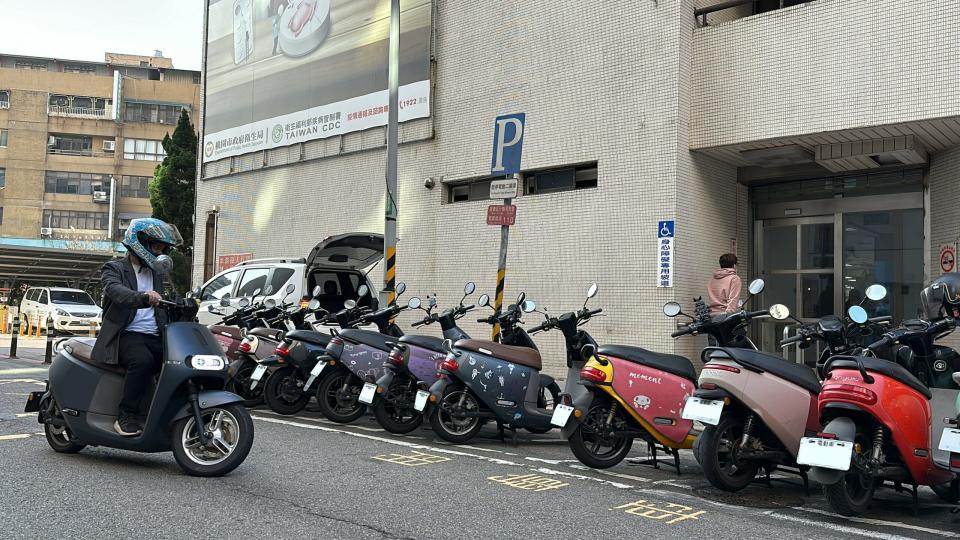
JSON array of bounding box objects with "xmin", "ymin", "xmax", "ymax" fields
[
  {"xmin": 47, "ymin": 135, "xmax": 57, "ymax": 147},
  {"xmin": 40, "ymin": 227, "xmax": 53, "ymax": 237},
  {"xmin": 92, "ymin": 191, "xmax": 109, "ymax": 203},
  {"xmin": 102, "ymin": 140, "xmax": 115, "ymax": 152}
]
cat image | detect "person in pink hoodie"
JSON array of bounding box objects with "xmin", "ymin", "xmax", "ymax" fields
[{"xmin": 708, "ymin": 253, "xmax": 742, "ymax": 315}]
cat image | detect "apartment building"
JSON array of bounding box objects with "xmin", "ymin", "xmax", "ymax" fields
[{"xmin": 0, "ymin": 52, "xmax": 200, "ymax": 287}]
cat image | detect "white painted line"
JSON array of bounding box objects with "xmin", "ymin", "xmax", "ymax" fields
[
  {"xmin": 0, "ymin": 434, "xmax": 32, "ymax": 441},
  {"xmin": 761, "ymin": 510, "xmax": 918, "ymax": 540},
  {"xmin": 353, "ymin": 426, "xmax": 384, "ymax": 432},
  {"xmin": 785, "ymin": 506, "xmax": 960, "ymax": 538},
  {"xmin": 454, "ymin": 445, "xmax": 506, "ymax": 454},
  {"xmin": 0, "ymin": 368, "xmax": 47, "ymax": 375},
  {"xmin": 524, "ymin": 457, "xmax": 579, "ymax": 465},
  {"xmin": 531, "ymin": 467, "xmax": 634, "ymax": 489},
  {"xmin": 652, "ymin": 479, "xmax": 694, "ymax": 490},
  {"xmin": 568, "ymin": 464, "xmax": 652, "ymax": 483}
]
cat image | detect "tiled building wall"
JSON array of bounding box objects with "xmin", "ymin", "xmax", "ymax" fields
[
  {"xmin": 928, "ymin": 144, "xmax": 960, "ymax": 349},
  {"xmin": 691, "ymin": 0, "xmax": 960, "ymax": 149},
  {"xmin": 195, "ymin": 0, "xmax": 750, "ymax": 377}
]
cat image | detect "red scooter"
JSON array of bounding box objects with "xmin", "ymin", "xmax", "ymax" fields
[{"xmin": 802, "ymin": 315, "xmax": 960, "ymax": 515}]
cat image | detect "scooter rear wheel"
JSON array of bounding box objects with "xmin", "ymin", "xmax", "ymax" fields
[
  {"xmin": 372, "ymin": 379, "xmax": 423, "ymax": 434},
  {"xmin": 43, "ymin": 399, "xmax": 85, "ymax": 454},
  {"xmin": 172, "ymin": 404, "xmax": 254, "ymax": 477},
  {"xmin": 227, "ymin": 358, "xmax": 265, "ymax": 408},
  {"xmin": 316, "ymin": 368, "xmax": 366, "ymax": 424},
  {"xmin": 264, "ymin": 365, "xmax": 311, "ymax": 415},
  {"xmin": 568, "ymin": 399, "xmax": 633, "ymax": 469},
  {"xmin": 430, "ymin": 384, "xmax": 483, "ymax": 444},
  {"xmin": 698, "ymin": 415, "xmax": 759, "ymax": 492},
  {"xmin": 932, "ymin": 479, "xmax": 960, "ymax": 504}
]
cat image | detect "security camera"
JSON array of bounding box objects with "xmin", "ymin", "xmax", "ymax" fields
[{"xmin": 423, "ymin": 177, "xmax": 435, "ymax": 190}]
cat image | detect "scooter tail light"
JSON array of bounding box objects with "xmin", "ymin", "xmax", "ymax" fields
[
  {"xmin": 950, "ymin": 454, "xmax": 960, "ymax": 469},
  {"xmin": 440, "ymin": 357, "xmax": 459, "ymax": 372},
  {"xmin": 329, "ymin": 336, "xmax": 344, "ymax": 348},
  {"xmin": 580, "ymin": 366, "xmax": 606, "ymax": 384},
  {"xmin": 700, "ymin": 382, "xmax": 717, "ymax": 390},
  {"xmin": 703, "ymin": 363, "xmax": 740, "ymax": 374},
  {"xmin": 387, "ymin": 350, "xmax": 404, "ymax": 366},
  {"xmin": 275, "ymin": 343, "xmax": 290, "ymax": 357},
  {"xmin": 821, "ymin": 383, "xmax": 878, "ymax": 405},
  {"xmin": 238, "ymin": 341, "xmax": 252, "ymax": 353},
  {"xmin": 816, "ymin": 432, "xmax": 839, "ymax": 440}
]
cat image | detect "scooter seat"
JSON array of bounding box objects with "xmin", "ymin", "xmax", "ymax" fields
[
  {"xmin": 285, "ymin": 330, "xmax": 331, "ymax": 348},
  {"xmin": 454, "ymin": 339, "xmax": 542, "ymax": 371},
  {"xmin": 62, "ymin": 338, "xmax": 126, "ymax": 376},
  {"xmin": 824, "ymin": 355, "xmax": 931, "ymax": 399},
  {"xmin": 717, "ymin": 348, "xmax": 821, "ymax": 395},
  {"xmin": 340, "ymin": 329, "xmax": 394, "ymax": 352},
  {"xmin": 398, "ymin": 335, "xmax": 445, "ymax": 352},
  {"xmin": 250, "ymin": 327, "xmax": 284, "ymax": 341},
  {"xmin": 597, "ymin": 345, "xmax": 696, "ymax": 382}
]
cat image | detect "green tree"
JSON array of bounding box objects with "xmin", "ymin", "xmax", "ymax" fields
[{"xmin": 150, "ymin": 109, "xmax": 197, "ymax": 293}]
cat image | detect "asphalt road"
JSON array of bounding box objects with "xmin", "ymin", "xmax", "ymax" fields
[{"xmin": 0, "ymin": 355, "xmax": 957, "ymax": 539}]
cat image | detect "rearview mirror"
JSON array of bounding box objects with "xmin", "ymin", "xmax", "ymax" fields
[
  {"xmin": 263, "ymin": 285, "xmax": 274, "ymax": 295},
  {"xmin": 308, "ymin": 299, "xmax": 321, "ymax": 311},
  {"xmin": 464, "ymin": 282, "xmax": 476, "ymax": 295},
  {"xmin": 219, "ymin": 298, "xmax": 231, "ymax": 307},
  {"xmin": 662, "ymin": 302, "xmax": 681, "ymax": 317},
  {"xmin": 207, "ymin": 305, "xmax": 217, "ymax": 313},
  {"xmin": 238, "ymin": 298, "xmax": 250, "ymax": 308},
  {"xmin": 478, "ymin": 294, "xmax": 490, "ymax": 307},
  {"xmin": 768, "ymin": 304, "xmax": 790, "ymax": 320},
  {"xmin": 748, "ymin": 278, "xmax": 765, "ymax": 295},
  {"xmin": 587, "ymin": 283, "xmax": 598, "ymax": 298},
  {"xmin": 357, "ymin": 284, "xmax": 369, "ymax": 297},
  {"xmin": 264, "ymin": 299, "xmax": 277, "ymax": 308},
  {"xmin": 285, "ymin": 283, "xmax": 295, "ymax": 294},
  {"xmin": 312, "ymin": 285, "xmax": 322, "ymax": 297},
  {"xmin": 252, "ymin": 288, "xmax": 262, "ymax": 297},
  {"xmin": 865, "ymin": 284, "xmax": 887, "ymax": 302},
  {"xmin": 396, "ymin": 282, "xmax": 407, "ymax": 297},
  {"xmin": 521, "ymin": 300, "xmax": 536, "ymax": 313},
  {"xmin": 344, "ymin": 299, "xmax": 357, "ymax": 309},
  {"xmin": 408, "ymin": 297, "xmax": 422, "ymax": 310},
  {"xmin": 848, "ymin": 305, "xmax": 868, "ymax": 324},
  {"xmin": 517, "ymin": 291, "xmax": 526, "ymax": 304}
]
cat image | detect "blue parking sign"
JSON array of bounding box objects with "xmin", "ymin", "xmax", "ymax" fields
[{"xmin": 491, "ymin": 113, "xmax": 525, "ymax": 175}]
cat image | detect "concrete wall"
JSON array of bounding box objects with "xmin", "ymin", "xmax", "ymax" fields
[{"xmin": 691, "ymin": 0, "xmax": 960, "ymax": 149}]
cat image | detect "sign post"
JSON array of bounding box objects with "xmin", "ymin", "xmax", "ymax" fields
[
  {"xmin": 489, "ymin": 113, "xmax": 525, "ymax": 340},
  {"xmin": 381, "ymin": 0, "xmax": 401, "ymax": 309}
]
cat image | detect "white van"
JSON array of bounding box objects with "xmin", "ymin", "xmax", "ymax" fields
[
  {"xmin": 197, "ymin": 233, "xmax": 384, "ymax": 325},
  {"xmin": 19, "ymin": 287, "xmax": 102, "ymax": 333}
]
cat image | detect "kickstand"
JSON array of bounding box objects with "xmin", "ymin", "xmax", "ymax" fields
[
  {"xmin": 764, "ymin": 466, "xmax": 773, "ymax": 488},
  {"xmin": 800, "ymin": 469, "xmax": 810, "ymax": 497},
  {"xmin": 496, "ymin": 421, "xmax": 505, "ymax": 443},
  {"xmin": 649, "ymin": 443, "xmax": 659, "ymax": 469},
  {"xmin": 911, "ymin": 484, "xmax": 919, "ymax": 517},
  {"xmin": 671, "ymin": 447, "xmax": 681, "ymax": 476}
]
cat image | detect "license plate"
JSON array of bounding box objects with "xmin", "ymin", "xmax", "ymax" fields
[
  {"xmin": 302, "ymin": 362, "xmax": 326, "ymax": 391},
  {"xmin": 551, "ymin": 404, "xmax": 574, "ymax": 427},
  {"xmin": 682, "ymin": 397, "xmax": 724, "ymax": 425},
  {"xmin": 358, "ymin": 383, "xmax": 377, "ymax": 405},
  {"xmin": 939, "ymin": 428, "xmax": 960, "ymax": 453},
  {"xmin": 249, "ymin": 365, "xmax": 267, "ymax": 389},
  {"xmin": 414, "ymin": 390, "xmax": 430, "ymax": 412},
  {"xmin": 796, "ymin": 437, "xmax": 854, "ymax": 470}
]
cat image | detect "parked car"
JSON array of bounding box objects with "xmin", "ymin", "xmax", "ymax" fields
[
  {"xmin": 19, "ymin": 287, "xmax": 102, "ymax": 334},
  {"xmin": 197, "ymin": 232, "xmax": 383, "ymax": 325}
]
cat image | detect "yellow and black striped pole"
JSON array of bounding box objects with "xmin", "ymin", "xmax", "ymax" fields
[
  {"xmin": 385, "ymin": 245, "xmax": 397, "ymax": 306},
  {"xmin": 492, "ymin": 178, "xmax": 516, "ymax": 341}
]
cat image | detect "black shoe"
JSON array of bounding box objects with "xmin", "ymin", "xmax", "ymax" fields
[{"xmin": 114, "ymin": 413, "xmax": 142, "ymax": 437}]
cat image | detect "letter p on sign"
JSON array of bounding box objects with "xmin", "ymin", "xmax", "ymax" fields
[{"xmin": 491, "ymin": 113, "xmax": 526, "ymax": 176}]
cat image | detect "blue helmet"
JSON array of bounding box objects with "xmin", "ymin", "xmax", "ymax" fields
[{"xmin": 123, "ymin": 218, "xmax": 183, "ymax": 273}]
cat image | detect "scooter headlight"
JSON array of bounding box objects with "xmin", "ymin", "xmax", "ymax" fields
[{"xmin": 188, "ymin": 355, "xmax": 227, "ymax": 371}]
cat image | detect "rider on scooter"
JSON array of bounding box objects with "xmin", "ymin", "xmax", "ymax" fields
[{"xmin": 90, "ymin": 218, "xmax": 183, "ymax": 437}]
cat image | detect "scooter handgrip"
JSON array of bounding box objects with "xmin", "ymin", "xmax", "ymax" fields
[
  {"xmin": 671, "ymin": 328, "xmax": 692, "ymax": 338},
  {"xmin": 460, "ymin": 305, "xmax": 476, "ymax": 313},
  {"xmin": 412, "ymin": 319, "xmax": 429, "ymax": 327},
  {"xmin": 587, "ymin": 308, "xmax": 602, "ymax": 316},
  {"xmin": 868, "ymin": 315, "xmax": 893, "ymax": 323},
  {"xmin": 780, "ymin": 335, "xmax": 804, "ymax": 346},
  {"xmin": 868, "ymin": 336, "xmax": 892, "ymax": 350}
]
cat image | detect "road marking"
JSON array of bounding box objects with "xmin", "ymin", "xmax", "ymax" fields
[
  {"xmin": 568, "ymin": 464, "xmax": 652, "ymax": 483},
  {"xmin": 372, "ymin": 450, "xmax": 451, "ymax": 467},
  {"xmin": 781, "ymin": 506, "xmax": 960, "ymax": 538},
  {"xmin": 0, "ymin": 378, "xmax": 45, "ymax": 386},
  {"xmin": 16, "ymin": 413, "xmax": 35, "ymax": 418},
  {"xmin": 523, "ymin": 457, "xmax": 579, "ymax": 465},
  {"xmin": 761, "ymin": 510, "xmax": 916, "ymax": 540},
  {"xmin": 652, "ymin": 479, "xmax": 694, "ymax": 490},
  {"xmin": 613, "ymin": 499, "xmax": 706, "ymax": 524},
  {"xmin": 0, "ymin": 368, "xmax": 47, "ymax": 375},
  {"xmin": 488, "ymin": 473, "xmax": 569, "ymax": 492},
  {"xmin": 532, "ymin": 467, "xmax": 634, "ymax": 489},
  {"xmin": 0, "ymin": 434, "xmax": 32, "ymax": 441}
]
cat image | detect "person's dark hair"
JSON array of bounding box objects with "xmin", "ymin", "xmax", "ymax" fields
[{"xmin": 719, "ymin": 253, "xmax": 738, "ymax": 269}]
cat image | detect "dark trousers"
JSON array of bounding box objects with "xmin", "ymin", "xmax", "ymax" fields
[{"xmin": 118, "ymin": 332, "xmax": 163, "ymax": 415}]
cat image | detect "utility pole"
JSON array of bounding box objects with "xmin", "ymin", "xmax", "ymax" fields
[{"xmin": 381, "ymin": 0, "xmax": 400, "ymax": 308}]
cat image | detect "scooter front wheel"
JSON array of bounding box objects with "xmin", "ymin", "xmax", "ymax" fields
[
  {"xmin": 172, "ymin": 404, "xmax": 254, "ymax": 477},
  {"xmin": 430, "ymin": 384, "xmax": 483, "ymax": 444},
  {"xmin": 264, "ymin": 365, "xmax": 310, "ymax": 415},
  {"xmin": 568, "ymin": 399, "xmax": 633, "ymax": 469}
]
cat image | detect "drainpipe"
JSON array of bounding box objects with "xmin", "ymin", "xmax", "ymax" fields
[{"xmin": 107, "ymin": 175, "xmax": 117, "ymax": 243}]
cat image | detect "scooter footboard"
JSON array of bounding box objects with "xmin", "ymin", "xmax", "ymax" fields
[{"xmin": 170, "ymin": 390, "xmax": 244, "ymax": 423}]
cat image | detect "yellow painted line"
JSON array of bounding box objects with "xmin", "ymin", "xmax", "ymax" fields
[
  {"xmin": 0, "ymin": 434, "xmax": 32, "ymax": 441},
  {"xmin": 0, "ymin": 368, "xmax": 47, "ymax": 375},
  {"xmin": 612, "ymin": 499, "xmax": 705, "ymax": 524},
  {"xmin": 16, "ymin": 413, "xmax": 35, "ymax": 418},
  {"xmin": 488, "ymin": 473, "xmax": 568, "ymax": 492},
  {"xmin": 372, "ymin": 451, "xmax": 451, "ymax": 467}
]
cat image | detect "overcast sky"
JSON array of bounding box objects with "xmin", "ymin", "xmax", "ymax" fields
[{"xmin": 0, "ymin": 0, "xmax": 204, "ymax": 70}]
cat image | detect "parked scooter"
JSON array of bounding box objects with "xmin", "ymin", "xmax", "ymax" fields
[
  {"xmin": 427, "ymin": 292, "xmax": 562, "ymax": 443},
  {"xmin": 802, "ymin": 306, "xmax": 960, "ymax": 514},
  {"xmin": 371, "ymin": 283, "xmax": 478, "ymax": 434},
  {"xmin": 24, "ymin": 285, "xmax": 254, "ymax": 477}
]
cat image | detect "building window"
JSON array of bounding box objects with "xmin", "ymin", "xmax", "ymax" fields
[
  {"xmin": 192, "ymin": 73, "xmax": 201, "ymax": 84},
  {"xmin": 124, "ymin": 102, "xmax": 184, "ymax": 124},
  {"xmin": 0, "ymin": 90, "xmax": 8, "ymax": 109},
  {"xmin": 42, "ymin": 209, "xmax": 108, "ymax": 230},
  {"xmin": 446, "ymin": 162, "xmax": 598, "ymax": 203},
  {"xmin": 0, "ymin": 207, "xmax": 3, "ymax": 226},
  {"xmin": 44, "ymin": 171, "xmax": 110, "ymax": 195},
  {"xmin": 123, "ymin": 138, "xmax": 166, "ymax": 161},
  {"xmin": 121, "ymin": 175, "xmax": 151, "ymax": 198},
  {"xmin": 0, "ymin": 129, "xmax": 7, "ymax": 147},
  {"xmin": 14, "ymin": 59, "xmax": 47, "ymax": 70},
  {"xmin": 63, "ymin": 64, "xmax": 96, "ymax": 75},
  {"xmin": 48, "ymin": 134, "xmax": 92, "ymax": 156},
  {"xmin": 0, "ymin": 168, "xmax": 5, "ymax": 188}
]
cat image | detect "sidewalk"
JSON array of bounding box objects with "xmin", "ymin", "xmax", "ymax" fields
[{"xmin": 0, "ymin": 347, "xmax": 48, "ymax": 362}]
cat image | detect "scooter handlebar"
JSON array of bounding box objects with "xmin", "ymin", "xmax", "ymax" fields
[{"xmin": 671, "ymin": 326, "xmax": 694, "ymax": 338}]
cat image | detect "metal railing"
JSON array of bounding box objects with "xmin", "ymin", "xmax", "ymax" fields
[
  {"xmin": 48, "ymin": 106, "xmax": 110, "ymax": 119},
  {"xmin": 695, "ymin": 0, "xmax": 800, "ymax": 26},
  {"xmin": 46, "ymin": 148, "xmax": 113, "ymax": 159}
]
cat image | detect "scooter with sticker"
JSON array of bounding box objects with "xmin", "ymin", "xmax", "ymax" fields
[
  {"xmin": 802, "ymin": 315, "xmax": 960, "ymax": 515},
  {"xmin": 427, "ymin": 292, "xmax": 562, "ymax": 444},
  {"xmin": 372, "ymin": 283, "xmax": 480, "ymax": 434},
  {"xmin": 24, "ymin": 282, "xmax": 254, "ymax": 476}
]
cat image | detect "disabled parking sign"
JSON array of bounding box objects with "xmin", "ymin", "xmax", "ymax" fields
[{"xmin": 657, "ymin": 221, "xmax": 674, "ymax": 288}]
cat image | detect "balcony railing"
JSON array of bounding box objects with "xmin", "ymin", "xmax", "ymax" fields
[
  {"xmin": 48, "ymin": 106, "xmax": 110, "ymax": 119},
  {"xmin": 47, "ymin": 148, "xmax": 113, "ymax": 158},
  {"xmin": 0, "ymin": 101, "xmax": 9, "ymax": 110},
  {"xmin": 695, "ymin": 0, "xmax": 810, "ymax": 26}
]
